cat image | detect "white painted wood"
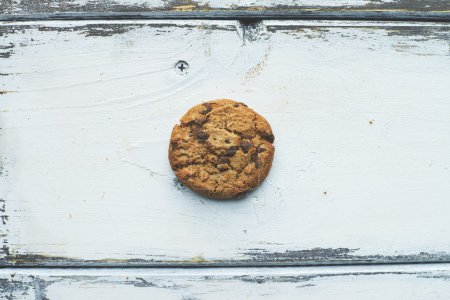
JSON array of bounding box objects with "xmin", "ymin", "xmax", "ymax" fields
[
  {"xmin": 1, "ymin": 20, "xmax": 450, "ymax": 265},
  {"xmin": 2, "ymin": 264, "xmax": 450, "ymax": 299},
  {"xmin": 1, "ymin": 0, "xmax": 446, "ymax": 15}
]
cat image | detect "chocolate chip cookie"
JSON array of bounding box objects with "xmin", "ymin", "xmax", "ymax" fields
[{"xmin": 169, "ymin": 99, "xmax": 275, "ymax": 199}]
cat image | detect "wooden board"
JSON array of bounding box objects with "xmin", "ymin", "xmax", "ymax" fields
[
  {"xmin": 2, "ymin": 264, "xmax": 450, "ymax": 299},
  {"xmin": 1, "ymin": 20, "xmax": 450, "ymax": 266},
  {"xmin": 1, "ymin": 0, "xmax": 450, "ymax": 20}
]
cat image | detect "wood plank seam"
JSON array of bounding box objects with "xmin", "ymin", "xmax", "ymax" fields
[{"xmin": 2, "ymin": 11, "xmax": 450, "ymax": 22}]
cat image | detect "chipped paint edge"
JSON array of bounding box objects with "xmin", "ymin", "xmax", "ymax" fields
[
  {"xmin": 1, "ymin": 264, "xmax": 450, "ymax": 299},
  {"xmin": 1, "ymin": 0, "xmax": 450, "ymax": 16}
]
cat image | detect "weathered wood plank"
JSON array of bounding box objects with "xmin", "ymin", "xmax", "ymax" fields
[
  {"xmin": 1, "ymin": 0, "xmax": 450, "ymax": 18},
  {"xmin": 1, "ymin": 20, "xmax": 450, "ymax": 266},
  {"xmin": 1, "ymin": 265, "xmax": 450, "ymax": 299}
]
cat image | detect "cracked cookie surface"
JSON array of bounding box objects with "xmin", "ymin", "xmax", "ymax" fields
[{"xmin": 169, "ymin": 99, "xmax": 275, "ymax": 199}]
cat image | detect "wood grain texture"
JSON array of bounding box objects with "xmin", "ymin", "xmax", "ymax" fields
[
  {"xmin": 1, "ymin": 264, "xmax": 450, "ymax": 299},
  {"xmin": 1, "ymin": 20, "xmax": 450, "ymax": 266},
  {"xmin": 1, "ymin": 0, "xmax": 450, "ymax": 18}
]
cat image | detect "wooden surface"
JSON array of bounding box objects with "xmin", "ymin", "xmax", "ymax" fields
[
  {"xmin": 1, "ymin": 264, "xmax": 450, "ymax": 299},
  {"xmin": 1, "ymin": 0, "xmax": 450, "ymax": 21},
  {"xmin": 1, "ymin": 20, "xmax": 450, "ymax": 266},
  {"xmin": 1, "ymin": 0, "xmax": 450, "ymax": 14},
  {"xmin": 2, "ymin": 0, "xmax": 450, "ymax": 297}
]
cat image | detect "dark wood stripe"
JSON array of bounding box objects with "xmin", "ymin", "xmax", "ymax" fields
[{"xmin": 1, "ymin": 11, "xmax": 450, "ymax": 22}]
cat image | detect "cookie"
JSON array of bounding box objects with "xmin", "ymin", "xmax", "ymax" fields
[{"xmin": 169, "ymin": 99, "xmax": 275, "ymax": 199}]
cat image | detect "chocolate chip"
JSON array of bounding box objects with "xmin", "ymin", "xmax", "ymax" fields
[
  {"xmin": 251, "ymin": 152, "xmax": 261, "ymax": 168},
  {"xmin": 259, "ymin": 131, "xmax": 275, "ymax": 143},
  {"xmin": 224, "ymin": 138, "xmax": 231, "ymax": 144},
  {"xmin": 233, "ymin": 103, "xmax": 239, "ymax": 107},
  {"xmin": 240, "ymin": 141, "xmax": 253, "ymax": 153},
  {"xmin": 195, "ymin": 117, "xmax": 207, "ymax": 125},
  {"xmin": 239, "ymin": 102, "xmax": 248, "ymax": 107},
  {"xmin": 257, "ymin": 146, "xmax": 266, "ymax": 153},
  {"xmin": 200, "ymin": 103, "xmax": 212, "ymax": 115},
  {"xmin": 171, "ymin": 141, "xmax": 179, "ymax": 150},
  {"xmin": 225, "ymin": 146, "xmax": 237, "ymax": 157},
  {"xmin": 217, "ymin": 164, "xmax": 230, "ymax": 172},
  {"xmin": 193, "ymin": 127, "xmax": 209, "ymax": 141},
  {"xmin": 197, "ymin": 132, "xmax": 209, "ymax": 141},
  {"xmin": 187, "ymin": 117, "xmax": 207, "ymax": 126},
  {"xmin": 217, "ymin": 156, "xmax": 230, "ymax": 165}
]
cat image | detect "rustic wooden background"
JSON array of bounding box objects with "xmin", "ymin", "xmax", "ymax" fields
[{"xmin": 1, "ymin": 0, "xmax": 450, "ymax": 298}]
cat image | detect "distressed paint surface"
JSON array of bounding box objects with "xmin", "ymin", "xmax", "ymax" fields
[
  {"xmin": 1, "ymin": 20, "xmax": 450, "ymax": 266},
  {"xmin": 1, "ymin": 0, "xmax": 450, "ymax": 16},
  {"xmin": 1, "ymin": 265, "xmax": 450, "ymax": 299}
]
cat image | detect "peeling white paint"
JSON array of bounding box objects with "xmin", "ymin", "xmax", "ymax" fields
[
  {"xmin": 2, "ymin": 265, "xmax": 450, "ymax": 299},
  {"xmin": 1, "ymin": 0, "xmax": 408, "ymax": 15}
]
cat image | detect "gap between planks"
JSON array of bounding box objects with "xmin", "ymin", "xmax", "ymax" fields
[
  {"xmin": 2, "ymin": 19, "xmax": 450, "ymax": 27},
  {"xmin": 2, "ymin": 11, "xmax": 450, "ymax": 23},
  {"xmin": 3, "ymin": 260, "xmax": 450, "ymax": 269},
  {"xmin": 2, "ymin": 263, "xmax": 450, "ymax": 274}
]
